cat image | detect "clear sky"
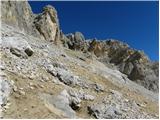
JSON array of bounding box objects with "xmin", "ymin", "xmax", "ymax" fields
[{"xmin": 29, "ymin": 1, "xmax": 159, "ymax": 61}]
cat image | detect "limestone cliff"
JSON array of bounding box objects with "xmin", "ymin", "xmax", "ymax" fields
[{"xmin": 1, "ymin": 1, "xmax": 60, "ymax": 44}]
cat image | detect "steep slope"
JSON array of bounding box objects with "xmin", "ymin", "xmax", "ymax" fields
[
  {"xmin": 0, "ymin": 1, "xmax": 159, "ymax": 119},
  {"xmin": 63, "ymin": 33, "xmax": 159, "ymax": 92}
]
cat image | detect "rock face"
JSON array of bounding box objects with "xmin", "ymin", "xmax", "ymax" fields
[
  {"xmin": 65, "ymin": 36, "xmax": 159, "ymax": 92},
  {"xmin": 94, "ymin": 40, "xmax": 159, "ymax": 92},
  {"xmin": 1, "ymin": 1, "xmax": 60, "ymax": 44},
  {"xmin": 34, "ymin": 5, "xmax": 60, "ymax": 44},
  {"xmin": 1, "ymin": 1, "xmax": 38, "ymax": 36},
  {"xmin": 62, "ymin": 32, "xmax": 89, "ymax": 51}
]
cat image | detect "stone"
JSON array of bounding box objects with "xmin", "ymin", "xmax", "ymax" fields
[
  {"xmin": 2, "ymin": 36, "xmax": 34, "ymax": 59},
  {"xmin": 13, "ymin": 86, "xmax": 18, "ymax": 92},
  {"xmin": 83, "ymin": 94, "xmax": 95, "ymax": 101},
  {"xmin": 24, "ymin": 47, "xmax": 33, "ymax": 56},
  {"xmin": 45, "ymin": 64, "xmax": 57, "ymax": 76},
  {"xmin": 65, "ymin": 32, "xmax": 88, "ymax": 51},
  {"xmin": 0, "ymin": 79, "xmax": 13, "ymax": 111},
  {"xmin": 10, "ymin": 47, "xmax": 24, "ymax": 57},
  {"xmin": 93, "ymin": 83, "xmax": 104, "ymax": 92},
  {"xmin": 19, "ymin": 91, "xmax": 25, "ymax": 96},
  {"xmin": 40, "ymin": 90, "xmax": 76, "ymax": 118},
  {"xmin": 56, "ymin": 68, "xmax": 80, "ymax": 86}
]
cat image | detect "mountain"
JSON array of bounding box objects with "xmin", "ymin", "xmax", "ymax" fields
[{"xmin": 0, "ymin": 1, "xmax": 159, "ymax": 119}]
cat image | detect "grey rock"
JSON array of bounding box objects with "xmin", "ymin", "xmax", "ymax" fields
[
  {"xmin": 1, "ymin": 1, "xmax": 34, "ymax": 34},
  {"xmin": 0, "ymin": 78, "xmax": 13, "ymax": 110},
  {"xmin": 56, "ymin": 68, "xmax": 80, "ymax": 86},
  {"xmin": 87, "ymin": 39, "xmax": 159, "ymax": 92},
  {"xmin": 2, "ymin": 36, "xmax": 34, "ymax": 58},
  {"xmin": 93, "ymin": 83, "xmax": 104, "ymax": 92},
  {"xmin": 10, "ymin": 47, "xmax": 26, "ymax": 58},
  {"xmin": 40, "ymin": 90, "xmax": 76, "ymax": 118},
  {"xmin": 24, "ymin": 47, "xmax": 33, "ymax": 56},
  {"xmin": 65, "ymin": 32, "xmax": 88, "ymax": 51}
]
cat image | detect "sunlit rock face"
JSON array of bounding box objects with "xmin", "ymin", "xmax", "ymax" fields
[
  {"xmin": 1, "ymin": 1, "xmax": 38, "ymax": 35},
  {"xmin": 1, "ymin": 1, "xmax": 61, "ymax": 45},
  {"xmin": 34, "ymin": 5, "xmax": 61, "ymax": 44},
  {"xmin": 65, "ymin": 36, "xmax": 159, "ymax": 92}
]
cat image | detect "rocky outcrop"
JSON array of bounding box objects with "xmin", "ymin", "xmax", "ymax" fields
[
  {"xmin": 62, "ymin": 32, "xmax": 89, "ymax": 51},
  {"xmin": 34, "ymin": 5, "xmax": 60, "ymax": 44},
  {"xmin": 1, "ymin": 1, "xmax": 38, "ymax": 36},
  {"xmin": 65, "ymin": 36, "xmax": 159, "ymax": 92},
  {"xmin": 102, "ymin": 40, "xmax": 159, "ymax": 92},
  {"xmin": 1, "ymin": 1, "xmax": 61, "ymax": 44}
]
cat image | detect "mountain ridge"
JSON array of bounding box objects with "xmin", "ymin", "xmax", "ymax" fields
[{"xmin": 0, "ymin": 1, "xmax": 159, "ymax": 119}]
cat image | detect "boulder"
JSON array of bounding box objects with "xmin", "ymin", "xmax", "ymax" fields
[
  {"xmin": 0, "ymin": 75, "xmax": 13, "ymax": 111},
  {"xmin": 65, "ymin": 32, "xmax": 88, "ymax": 51},
  {"xmin": 56, "ymin": 68, "xmax": 81, "ymax": 86},
  {"xmin": 39, "ymin": 90, "xmax": 76, "ymax": 118},
  {"xmin": 2, "ymin": 36, "xmax": 34, "ymax": 58}
]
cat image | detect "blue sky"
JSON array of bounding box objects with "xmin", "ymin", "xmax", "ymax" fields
[{"xmin": 29, "ymin": 1, "xmax": 159, "ymax": 61}]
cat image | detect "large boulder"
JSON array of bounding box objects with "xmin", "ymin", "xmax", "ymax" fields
[
  {"xmin": 65, "ymin": 32, "xmax": 89, "ymax": 51},
  {"xmin": 39, "ymin": 90, "xmax": 76, "ymax": 118},
  {"xmin": 2, "ymin": 36, "xmax": 34, "ymax": 58}
]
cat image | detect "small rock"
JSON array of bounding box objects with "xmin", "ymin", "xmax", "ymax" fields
[
  {"xmin": 30, "ymin": 86, "xmax": 34, "ymax": 90},
  {"xmin": 24, "ymin": 108, "xmax": 28, "ymax": 111},
  {"xmin": 24, "ymin": 47, "xmax": 33, "ymax": 56},
  {"xmin": 83, "ymin": 94, "xmax": 95, "ymax": 101},
  {"xmin": 94, "ymin": 83, "xmax": 104, "ymax": 92},
  {"xmin": 39, "ymin": 84, "xmax": 44, "ymax": 88},
  {"xmin": 13, "ymin": 86, "xmax": 18, "ymax": 92},
  {"xmin": 29, "ymin": 82, "xmax": 34, "ymax": 86},
  {"xmin": 4, "ymin": 105, "xmax": 9, "ymax": 109},
  {"xmin": 19, "ymin": 91, "xmax": 25, "ymax": 96},
  {"xmin": 19, "ymin": 88, "xmax": 24, "ymax": 90}
]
